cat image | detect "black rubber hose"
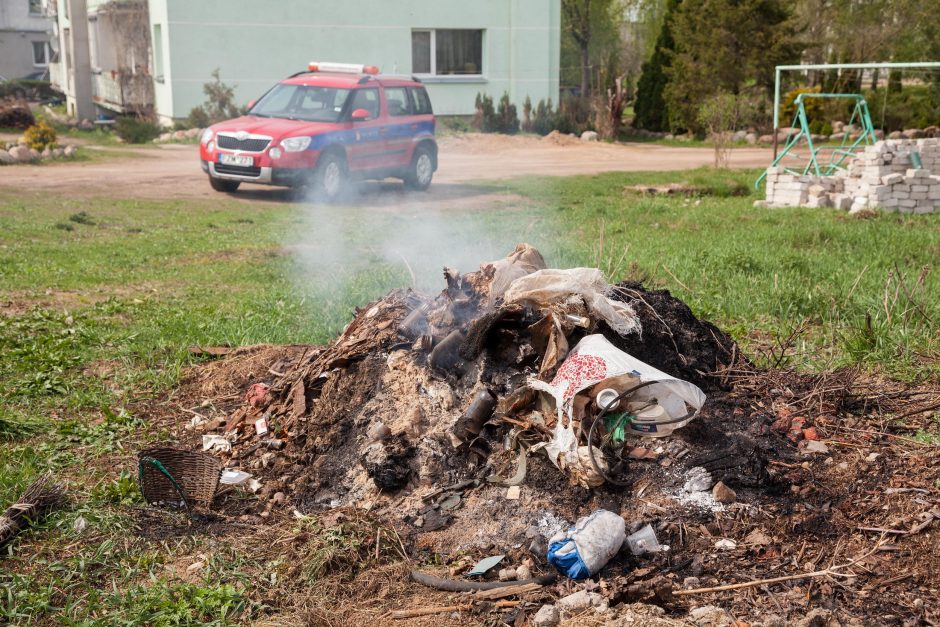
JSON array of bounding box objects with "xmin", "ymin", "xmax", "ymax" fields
[{"xmin": 410, "ymin": 570, "xmax": 557, "ymax": 592}]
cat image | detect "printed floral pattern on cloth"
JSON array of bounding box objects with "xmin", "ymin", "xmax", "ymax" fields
[{"xmin": 550, "ymin": 351, "xmax": 608, "ymax": 402}]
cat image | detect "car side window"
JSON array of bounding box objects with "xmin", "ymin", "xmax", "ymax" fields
[
  {"xmin": 409, "ymin": 87, "xmax": 433, "ymax": 115},
  {"xmin": 385, "ymin": 87, "xmax": 412, "ymax": 117},
  {"xmin": 348, "ymin": 88, "xmax": 379, "ymax": 120}
]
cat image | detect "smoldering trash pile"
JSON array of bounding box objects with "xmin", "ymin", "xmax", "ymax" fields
[{"xmin": 150, "ymin": 244, "xmax": 940, "ymax": 624}]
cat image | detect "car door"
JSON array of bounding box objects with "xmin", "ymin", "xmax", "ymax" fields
[
  {"xmin": 382, "ymin": 86, "xmax": 416, "ymax": 169},
  {"xmin": 343, "ymin": 87, "xmax": 385, "ymax": 172}
]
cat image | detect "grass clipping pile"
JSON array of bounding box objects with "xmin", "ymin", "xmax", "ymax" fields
[{"xmin": 169, "ymin": 244, "xmax": 938, "ymax": 625}]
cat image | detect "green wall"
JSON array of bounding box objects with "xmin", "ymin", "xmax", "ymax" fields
[{"xmin": 150, "ymin": 0, "xmax": 559, "ymax": 121}]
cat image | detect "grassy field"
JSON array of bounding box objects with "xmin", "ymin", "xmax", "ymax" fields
[{"xmin": 1, "ymin": 168, "xmax": 938, "ymax": 623}]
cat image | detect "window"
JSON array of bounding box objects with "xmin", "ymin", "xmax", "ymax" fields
[
  {"xmin": 250, "ymin": 84, "xmax": 352, "ymax": 122},
  {"xmin": 384, "ymin": 87, "xmax": 412, "ymax": 117},
  {"xmin": 32, "ymin": 41, "xmax": 51, "ymax": 66},
  {"xmin": 348, "ymin": 88, "xmax": 379, "ymax": 119},
  {"xmin": 152, "ymin": 24, "xmax": 163, "ymax": 79},
  {"xmin": 28, "ymin": 0, "xmax": 43, "ymax": 16},
  {"xmin": 408, "ymin": 87, "xmax": 433, "ymax": 115},
  {"xmin": 411, "ymin": 29, "xmax": 483, "ymax": 76}
]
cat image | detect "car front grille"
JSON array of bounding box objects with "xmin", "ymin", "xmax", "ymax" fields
[
  {"xmin": 215, "ymin": 163, "xmax": 262, "ymax": 177},
  {"xmin": 216, "ymin": 135, "xmax": 271, "ymax": 152}
]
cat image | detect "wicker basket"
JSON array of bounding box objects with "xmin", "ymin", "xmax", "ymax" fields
[{"xmin": 137, "ymin": 447, "xmax": 222, "ymax": 511}]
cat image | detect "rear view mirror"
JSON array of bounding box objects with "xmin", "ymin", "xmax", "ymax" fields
[{"xmin": 351, "ymin": 108, "xmax": 371, "ymax": 121}]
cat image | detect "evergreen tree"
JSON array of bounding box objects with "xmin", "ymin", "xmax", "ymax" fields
[{"xmin": 633, "ymin": 0, "xmax": 680, "ymax": 131}]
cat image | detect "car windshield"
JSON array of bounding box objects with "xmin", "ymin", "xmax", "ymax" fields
[{"xmin": 249, "ymin": 84, "xmax": 352, "ymax": 122}]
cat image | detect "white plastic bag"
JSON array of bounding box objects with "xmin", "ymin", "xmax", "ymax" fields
[
  {"xmin": 547, "ymin": 509, "xmax": 626, "ymax": 580},
  {"xmin": 532, "ymin": 334, "xmax": 706, "ymax": 466},
  {"xmin": 482, "ymin": 243, "xmax": 547, "ymax": 299},
  {"xmin": 503, "ymin": 268, "xmax": 640, "ymax": 337}
]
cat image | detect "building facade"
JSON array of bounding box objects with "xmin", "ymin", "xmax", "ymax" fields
[
  {"xmin": 50, "ymin": 0, "xmax": 560, "ymax": 123},
  {"xmin": 0, "ymin": 0, "xmax": 54, "ymax": 80}
]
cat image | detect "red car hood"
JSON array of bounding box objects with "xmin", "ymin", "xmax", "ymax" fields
[{"xmin": 210, "ymin": 116, "xmax": 340, "ymax": 140}]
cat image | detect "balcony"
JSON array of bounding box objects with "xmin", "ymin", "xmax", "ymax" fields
[{"xmin": 92, "ymin": 71, "xmax": 153, "ymax": 114}]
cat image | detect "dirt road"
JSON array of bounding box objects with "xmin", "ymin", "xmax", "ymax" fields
[{"xmin": 0, "ymin": 133, "xmax": 771, "ymax": 201}]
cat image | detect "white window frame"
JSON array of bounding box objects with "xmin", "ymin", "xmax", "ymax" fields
[
  {"xmin": 32, "ymin": 41, "xmax": 52, "ymax": 67},
  {"xmin": 412, "ymin": 28, "xmax": 486, "ymax": 83}
]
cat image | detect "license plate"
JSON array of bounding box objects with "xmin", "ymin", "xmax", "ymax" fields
[{"xmin": 219, "ymin": 153, "xmax": 253, "ymax": 167}]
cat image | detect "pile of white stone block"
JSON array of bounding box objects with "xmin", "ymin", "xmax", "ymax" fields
[{"xmin": 761, "ymin": 138, "xmax": 940, "ymax": 214}]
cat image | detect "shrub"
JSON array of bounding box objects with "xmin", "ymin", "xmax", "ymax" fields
[
  {"xmin": 191, "ymin": 69, "xmax": 245, "ymax": 126},
  {"xmin": 780, "ymin": 86, "xmax": 823, "ymax": 127},
  {"xmin": 23, "ymin": 120, "xmax": 57, "ymax": 150},
  {"xmin": 554, "ymin": 94, "xmax": 594, "ymax": 135},
  {"xmin": 473, "ymin": 93, "xmax": 496, "ymax": 132},
  {"xmin": 114, "ymin": 116, "xmax": 162, "ymax": 144},
  {"xmin": 865, "ymin": 85, "xmax": 940, "ymax": 131},
  {"xmin": 532, "ymin": 99, "xmax": 556, "ymax": 135},
  {"xmin": 522, "ymin": 95, "xmax": 533, "ymax": 132},
  {"xmin": 495, "ymin": 93, "xmax": 519, "ymax": 134},
  {"xmin": 187, "ymin": 105, "xmax": 211, "ymax": 130}
]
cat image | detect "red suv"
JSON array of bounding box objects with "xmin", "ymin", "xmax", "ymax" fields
[{"xmin": 199, "ymin": 62, "xmax": 437, "ymax": 199}]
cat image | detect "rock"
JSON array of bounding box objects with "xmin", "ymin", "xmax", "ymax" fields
[
  {"xmin": 271, "ymin": 491, "xmax": 286, "ymax": 506},
  {"xmin": 745, "ymin": 132, "xmax": 758, "ymax": 145},
  {"xmin": 902, "ymin": 128, "xmax": 925, "ymax": 139},
  {"xmin": 185, "ymin": 127, "xmax": 201, "ymax": 138},
  {"xmin": 0, "ymin": 149, "xmax": 14, "ymax": 165},
  {"xmin": 186, "ymin": 560, "xmax": 205, "ymax": 573},
  {"xmin": 714, "ymin": 538, "xmax": 737, "ymax": 550},
  {"xmin": 711, "ymin": 481, "xmax": 736, "ymax": 504},
  {"xmin": 689, "ymin": 554, "xmax": 704, "ymax": 576},
  {"xmin": 557, "ymin": 590, "xmax": 607, "ymax": 616},
  {"xmin": 581, "ymin": 130, "xmax": 599, "ymax": 142},
  {"xmin": 690, "ymin": 605, "xmax": 732, "ymax": 626},
  {"xmin": 732, "ymin": 130, "xmax": 747, "ymax": 143},
  {"xmin": 683, "ymin": 466, "xmax": 713, "ymax": 492},
  {"xmin": 52, "ymin": 148, "xmax": 64, "ymax": 158},
  {"xmin": 173, "ymin": 130, "xmax": 187, "ymax": 140},
  {"xmin": 516, "ymin": 563, "xmax": 531, "ymax": 580},
  {"xmin": 64, "ymin": 145, "xmax": 77, "ymax": 157},
  {"xmin": 888, "ymin": 130, "xmax": 903, "ymax": 140},
  {"xmin": 367, "ymin": 421, "xmax": 391, "ymax": 441},
  {"xmin": 801, "ymin": 440, "xmax": 829, "ymax": 455},
  {"xmin": 664, "ymin": 133, "xmax": 675, "ymax": 140},
  {"xmin": 28, "ymin": 148, "xmax": 40, "ymax": 161},
  {"xmin": 758, "ymin": 134, "xmax": 775, "ymax": 144},
  {"xmin": 41, "ymin": 147, "xmax": 52, "ymax": 158},
  {"xmin": 506, "ymin": 485, "xmax": 521, "ymax": 500},
  {"xmin": 683, "ymin": 576, "xmax": 701, "ymax": 589},
  {"xmin": 9, "ymin": 145, "xmax": 31, "ymax": 162},
  {"xmin": 497, "ymin": 568, "xmax": 516, "ymax": 582},
  {"xmin": 532, "ymin": 604, "xmax": 560, "ymax": 627}
]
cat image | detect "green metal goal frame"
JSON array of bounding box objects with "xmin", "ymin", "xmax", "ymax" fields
[{"xmin": 754, "ymin": 93, "xmax": 876, "ymax": 189}]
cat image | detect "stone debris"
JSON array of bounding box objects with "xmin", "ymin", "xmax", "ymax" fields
[{"xmin": 761, "ymin": 138, "xmax": 940, "ymax": 214}]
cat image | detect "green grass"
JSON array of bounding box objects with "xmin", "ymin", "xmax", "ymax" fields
[{"xmin": 0, "ymin": 166, "xmax": 937, "ymax": 622}]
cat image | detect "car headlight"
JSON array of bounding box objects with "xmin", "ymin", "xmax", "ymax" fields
[
  {"xmin": 280, "ymin": 136, "xmax": 311, "ymax": 153},
  {"xmin": 269, "ymin": 146, "xmax": 282, "ymax": 159},
  {"xmin": 200, "ymin": 128, "xmax": 214, "ymax": 144},
  {"xmin": 207, "ymin": 141, "xmax": 214, "ymax": 152}
]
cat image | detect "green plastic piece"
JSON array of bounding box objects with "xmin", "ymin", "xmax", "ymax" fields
[
  {"xmin": 603, "ymin": 412, "xmax": 634, "ymax": 444},
  {"xmin": 756, "ymin": 93, "xmax": 877, "ymax": 190},
  {"xmin": 911, "ymin": 151, "xmax": 923, "ymax": 169}
]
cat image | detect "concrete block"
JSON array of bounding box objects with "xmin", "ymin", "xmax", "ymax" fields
[{"xmin": 883, "ymin": 173, "xmax": 904, "ymax": 185}]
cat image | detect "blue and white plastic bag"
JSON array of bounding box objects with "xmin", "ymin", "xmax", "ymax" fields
[{"xmin": 547, "ymin": 509, "xmax": 626, "ymax": 580}]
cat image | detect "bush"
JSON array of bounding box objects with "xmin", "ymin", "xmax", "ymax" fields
[
  {"xmin": 495, "ymin": 93, "xmax": 519, "ymax": 134},
  {"xmin": 865, "ymin": 85, "xmax": 940, "ymax": 131},
  {"xmin": 187, "ymin": 105, "xmax": 211, "ymax": 130},
  {"xmin": 0, "ymin": 80, "xmax": 61, "ymax": 101},
  {"xmin": 190, "ymin": 69, "xmax": 245, "ymax": 126},
  {"xmin": 114, "ymin": 116, "xmax": 162, "ymax": 144},
  {"xmin": 780, "ymin": 86, "xmax": 823, "ymax": 127},
  {"xmin": 532, "ymin": 99, "xmax": 556, "ymax": 135},
  {"xmin": 23, "ymin": 120, "xmax": 57, "ymax": 150},
  {"xmin": 554, "ymin": 94, "xmax": 594, "ymax": 135},
  {"xmin": 522, "ymin": 96, "xmax": 533, "ymax": 132}
]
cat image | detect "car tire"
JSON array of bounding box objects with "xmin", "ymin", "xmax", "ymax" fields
[
  {"xmin": 314, "ymin": 152, "xmax": 347, "ymax": 201},
  {"xmin": 404, "ymin": 145, "xmax": 434, "ymax": 191},
  {"xmin": 209, "ymin": 176, "xmax": 240, "ymax": 193}
]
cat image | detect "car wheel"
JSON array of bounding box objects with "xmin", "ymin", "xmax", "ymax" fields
[
  {"xmin": 405, "ymin": 145, "xmax": 434, "ymax": 191},
  {"xmin": 209, "ymin": 176, "xmax": 240, "ymax": 193},
  {"xmin": 315, "ymin": 152, "xmax": 347, "ymax": 201}
]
